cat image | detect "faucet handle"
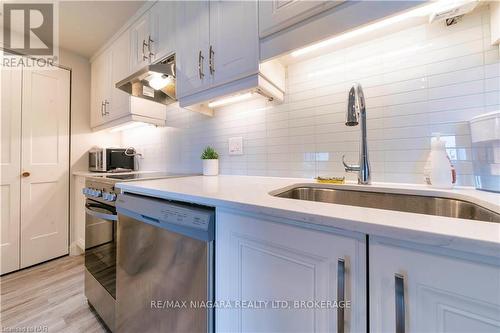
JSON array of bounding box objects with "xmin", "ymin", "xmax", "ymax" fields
[{"xmin": 342, "ymin": 155, "xmax": 360, "ymax": 173}]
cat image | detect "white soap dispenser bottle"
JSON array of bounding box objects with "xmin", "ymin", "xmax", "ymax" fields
[{"xmin": 425, "ymin": 133, "xmax": 453, "ymax": 189}]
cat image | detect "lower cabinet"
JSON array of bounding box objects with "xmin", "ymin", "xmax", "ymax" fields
[
  {"xmin": 215, "ymin": 209, "xmax": 500, "ymax": 333},
  {"xmin": 216, "ymin": 208, "xmax": 367, "ymax": 333},
  {"xmin": 370, "ymin": 237, "xmax": 500, "ymax": 332}
]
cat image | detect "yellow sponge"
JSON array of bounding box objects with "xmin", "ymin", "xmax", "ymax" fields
[{"xmin": 315, "ymin": 176, "xmax": 345, "ymax": 184}]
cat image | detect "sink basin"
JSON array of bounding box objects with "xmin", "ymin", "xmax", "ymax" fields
[{"xmin": 271, "ymin": 186, "xmax": 500, "ymax": 223}]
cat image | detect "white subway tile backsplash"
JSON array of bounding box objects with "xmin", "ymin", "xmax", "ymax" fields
[
  {"xmin": 427, "ymin": 66, "xmax": 484, "ymax": 88},
  {"xmin": 122, "ymin": 7, "xmax": 499, "ymax": 186}
]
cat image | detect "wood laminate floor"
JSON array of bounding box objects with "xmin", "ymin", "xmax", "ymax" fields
[{"xmin": 0, "ymin": 255, "xmax": 108, "ymax": 333}]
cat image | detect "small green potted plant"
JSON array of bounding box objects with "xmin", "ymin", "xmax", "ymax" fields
[{"xmin": 201, "ymin": 146, "xmax": 219, "ymax": 176}]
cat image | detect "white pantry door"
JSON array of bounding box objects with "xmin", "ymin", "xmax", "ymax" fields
[
  {"xmin": 20, "ymin": 65, "xmax": 70, "ymax": 268},
  {"xmin": 0, "ymin": 57, "xmax": 23, "ymax": 274}
]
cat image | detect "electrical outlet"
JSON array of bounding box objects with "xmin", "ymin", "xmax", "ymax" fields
[{"xmin": 228, "ymin": 137, "xmax": 243, "ymax": 155}]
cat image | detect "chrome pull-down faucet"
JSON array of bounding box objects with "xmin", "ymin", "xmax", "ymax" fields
[{"xmin": 342, "ymin": 83, "xmax": 371, "ymax": 185}]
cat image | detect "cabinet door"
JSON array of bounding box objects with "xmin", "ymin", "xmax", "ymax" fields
[
  {"xmin": 209, "ymin": 0, "xmax": 259, "ymax": 88},
  {"xmin": 109, "ymin": 31, "xmax": 131, "ymax": 121},
  {"xmin": 90, "ymin": 51, "xmax": 110, "ymax": 127},
  {"xmin": 20, "ymin": 65, "xmax": 70, "ymax": 268},
  {"xmin": 130, "ymin": 12, "xmax": 151, "ymax": 72},
  {"xmin": 176, "ymin": 0, "xmax": 210, "ymax": 98},
  {"xmin": 149, "ymin": 1, "xmax": 176, "ymax": 62},
  {"xmin": 258, "ymin": 0, "xmax": 344, "ymax": 38},
  {"xmin": 370, "ymin": 238, "xmax": 500, "ymax": 332},
  {"xmin": 216, "ymin": 209, "xmax": 366, "ymax": 333},
  {"xmin": 1, "ymin": 56, "xmax": 22, "ymax": 275}
]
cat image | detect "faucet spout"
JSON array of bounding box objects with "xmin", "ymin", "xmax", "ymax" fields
[{"xmin": 343, "ymin": 83, "xmax": 371, "ymax": 185}]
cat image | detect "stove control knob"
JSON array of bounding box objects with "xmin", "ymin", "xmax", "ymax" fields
[
  {"xmin": 89, "ymin": 189, "xmax": 99, "ymax": 197},
  {"xmin": 108, "ymin": 193, "xmax": 117, "ymax": 201},
  {"xmin": 82, "ymin": 188, "xmax": 88, "ymax": 195},
  {"xmin": 102, "ymin": 192, "xmax": 111, "ymax": 201}
]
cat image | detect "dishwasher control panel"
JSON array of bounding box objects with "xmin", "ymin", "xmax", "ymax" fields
[
  {"xmin": 159, "ymin": 205, "xmax": 211, "ymax": 230},
  {"xmin": 116, "ymin": 193, "xmax": 215, "ymax": 241}
]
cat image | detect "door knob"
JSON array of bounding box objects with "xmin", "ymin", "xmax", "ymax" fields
[{"xmin": 22, "ymin": 171, "xmax": 30, "ymax": 177}]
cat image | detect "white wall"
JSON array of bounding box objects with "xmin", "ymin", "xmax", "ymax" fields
[
  {"xmin": 122, "ymin": 6, "xmax": 499, "ymax": 186},
  {"xmin": 59, "ymin": 49, "xmax": 121, "ymax": 174},
  {"xmin": 59, "ymin": 48, "xmax": 120, "ymax": 254}
]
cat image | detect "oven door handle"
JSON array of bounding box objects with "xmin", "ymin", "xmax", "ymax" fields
[{"xmin": 85, "ymin": 203, "xmax": 117, "ymax": 221}]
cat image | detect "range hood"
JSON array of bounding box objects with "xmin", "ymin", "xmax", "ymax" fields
[
  {"xmin": 116, "ymin": 54, "xmax": 176, "ymax": 105},
  {"xmin": 178, "ymin": 59, "xmax": 285, "ymax": 114}
]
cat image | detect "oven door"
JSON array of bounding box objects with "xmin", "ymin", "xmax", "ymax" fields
[{"xmin": 85, "ymin": 199, "xmax": 117, "ymax": 298}]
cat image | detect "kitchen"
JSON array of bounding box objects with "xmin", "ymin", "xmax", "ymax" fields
[{"xmin": 1, "ymin": 0, "xmax": 499, "ymax": 332}]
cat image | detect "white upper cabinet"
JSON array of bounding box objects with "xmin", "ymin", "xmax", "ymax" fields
[
  {"xmin": 91, "ymin": 28, "xmax": 166, "ymax": 131},
  {"xmin": 90, "ymin": 49, "xmax": 112, "ymax": 128},
  {"xmin": 209, "ymin": 0, "xmax": 259, "ymax": 88},
  {"xmin": 176, "ymin": 0, "xmax": 210, "ymax": 98},
  {"xmin": 259, "ymin": 1, "xmax": 422, "ymax": 61},
  {"xmin": 91, "ymin": 32, "xmax": 129, "ymax": 128},
  {"xmin": 370, "ymin": 238, "xmax": 500, "ymax": 332},
  {"xmin": 216, "ymin": 209, "xmax": 367, "ymax": 333},
  {"xmin": 91, "ymin": 1, "xmax": 177, "ymax": 131},
  {"xmin": 149, "ymin": 0, "xmax": 176, "ymax": 62},
  {"xmin": 129, "ymin": 12, "xmax": 151, "ymax": 72},
  {"xmin": 258, "ymin": 0, "xmax": 343, "ymax": 38},
  {"xmin": 130, "ymin": 1, "xmax": 176, "ymax": 72},
  {"xmin": 176, "ymin": 0, "xmax": 260, "ymax": 100},
  {"xmin": 109, "ymin": 31, "xmax": 131, "ymax": 121}
]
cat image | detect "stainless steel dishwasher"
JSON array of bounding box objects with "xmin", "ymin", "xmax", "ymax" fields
[{"xmin": 116, "ymin": 193, "xmax": 215, "ymax": 333}]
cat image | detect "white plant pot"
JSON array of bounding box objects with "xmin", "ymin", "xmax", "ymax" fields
[{"xmin": 203, "ymin": 159, "xmax": 219, "ymax": 176}]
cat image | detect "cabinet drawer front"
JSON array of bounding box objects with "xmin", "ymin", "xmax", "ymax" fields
[
  {"xmin": 216, "ymin": 209, "xmax": 366, "ymax": 333},
  {"xmin": 370, "ymin": 239, "xmax": 500, "ymax": 333}
]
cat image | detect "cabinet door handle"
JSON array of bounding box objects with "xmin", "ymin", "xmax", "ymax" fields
[
  {"xmin": 198, "ymin": 50, "xmax": 205, "ymax": 79},
  {"xmin": 148, "ymin": 35, "xmax": 154, "ymax": 60},
  {"xmin": 142, "ymin": 39, "xmax": 149, "ymax": 61},
  {"xmin": 101, "ymin": 101, "xmax": 105, "ymax": 116},
  {"xmin": 209, "ymin": 45, "xmax": 215, "ymax": 75},
  {"xmin": 104, "ymin": 100, "xmax": 110, "ymax": 115},
  {"xmin": 395, "ymin": 274, "xmax": 405, "ymax": 333},
  {"xmin": 337, "ymin": 258, "xmax": 345, "ymax": 333},
  {"xmin": 21, "ymin": 171, "xmax": 30, "ymax": 177}
]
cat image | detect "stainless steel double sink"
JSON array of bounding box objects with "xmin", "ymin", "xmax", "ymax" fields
[{"xmin": 271, "ymin": 185, "xmax": 500, "ymax": 223}]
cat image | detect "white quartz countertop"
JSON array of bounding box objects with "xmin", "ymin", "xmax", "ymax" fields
[{"xmin": 116, "ymin": 175, "xmax": 500, "ymax": 258}]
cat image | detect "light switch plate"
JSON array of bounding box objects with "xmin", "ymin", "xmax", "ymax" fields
[{"xmin": 229, "ymin": 137, "xmax": 243, "ymax": 155}]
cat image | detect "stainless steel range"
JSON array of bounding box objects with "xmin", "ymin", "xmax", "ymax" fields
[{"xmin": 83, "ymin": 172, "xmax": 194, "ymax": 331}]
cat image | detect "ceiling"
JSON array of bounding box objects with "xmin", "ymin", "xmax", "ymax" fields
[{"xmin": 59, "ymin": 1, "xmax": 145, "ymax": 58}]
